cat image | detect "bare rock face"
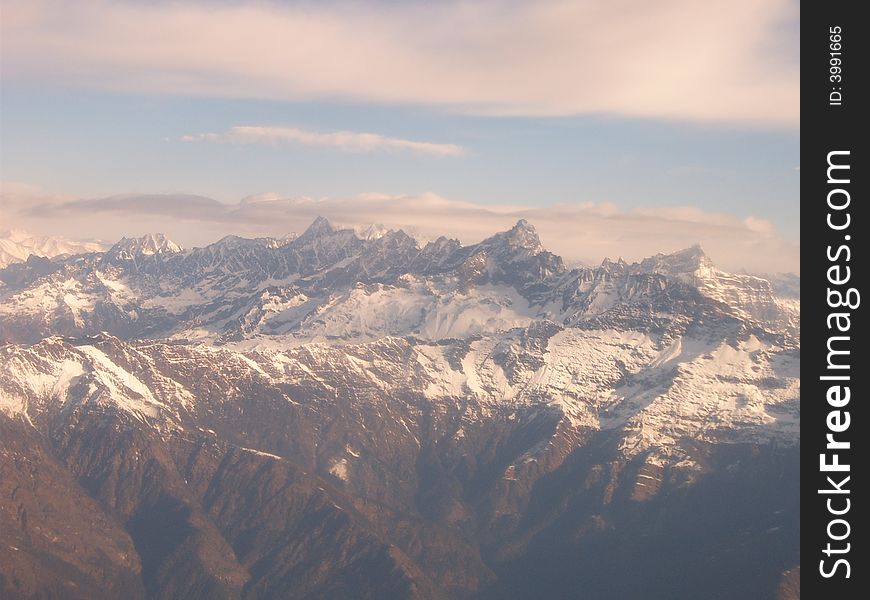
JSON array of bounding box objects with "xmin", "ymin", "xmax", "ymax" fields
[
  {"xmin": 777, "ymin": 567, "xmax": 801, "ymax": 600},
  {"xmin": 0, "ymin": 219, "xmax": 799, "ymax": 599},
  {"xmin": 0, "ymin": 420, "xmax": 145, "ymax": 600}
]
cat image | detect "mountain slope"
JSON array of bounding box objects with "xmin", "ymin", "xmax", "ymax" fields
[{"xmin": 0, "ymin": 218, "xmax": 800, "ymax": 599}]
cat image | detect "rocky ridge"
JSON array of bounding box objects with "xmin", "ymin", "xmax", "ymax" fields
[{"xmin": 0, "ymin": 218, "xmax": 800, "ymax": 599}]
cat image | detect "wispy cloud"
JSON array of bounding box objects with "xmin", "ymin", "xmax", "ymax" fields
[
  {"xmin": 181, "ymin": 126, "xmax": 465, "ymax": 157},
  {"xmin": 0, "ymin": 0, "xmax": 798, "ymax": 125},
  {"xmin": 1, "ymin": 182, "xmax": 799, "ymax": 274}
]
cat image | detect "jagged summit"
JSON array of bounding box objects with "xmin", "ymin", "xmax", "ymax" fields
[
  {"xmin": 598, "ymin": 256, "xmax": 628, "ymax": 272},
  {"xmin": 107, "ymin": 233, "xmax": 183, "ymax": 260},
  {"xmin": 355, "ymin": 223, "xmax": 391, "ymax": 241},
  {"xmin": 214, "ymin": 234, "xmax": 260, "ymax": 246},
  {"xmin": 299, "ymin": 218, "xmax": 421, "ymax": 247},
  {"xmin": 210, "ymin": 234, "xmax": 289, "ymax": 250},
  {"xmin": 291, "ymin": 217, "xmax": 549, "ymax": 260},
  {"xmin": 504, "ymin": 219, "xmax": 542, "ymax": 251},
  {"xmin": 479, "ymin": 219, "xmax": 544, "ymax": 254},
  {"xmin": 298, "ymin": 216, "xmax": 337, "ymax": 239},
  {"xmin": 636, "ymin": 243, "xmax": 712, "ymax": 276}
]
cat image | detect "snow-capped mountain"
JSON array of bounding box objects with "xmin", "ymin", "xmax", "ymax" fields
[
  {"xmin": 0, "ymin": 229, "xmax": 107, "ymax": 268},
  {"xmin": 0, "ymin": 218, "xmax": 798, "ymax": 346},
  {"xmin": 0, "ymin": 218, "xmax": 800, "ymax": 600},
  {"xmin": 103, "ymin": 232, "xmax": 184, "ymax": 262}
]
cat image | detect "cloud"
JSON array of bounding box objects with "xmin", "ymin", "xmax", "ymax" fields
[
  {"xmin": 0, "ymin": 0, "xmax": 798, "ymax": 125},
  {"xmin": 1, "ymin": 182, "xmax": 799, "ymax": 274},
  {"xmin": 181, "ymin": 126, "xmax": 465, "ymax": 157}
]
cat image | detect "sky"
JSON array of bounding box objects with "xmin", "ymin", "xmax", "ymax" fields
[{"xmin": 0, "ymin": 0, "xmax": 799, "ymax": 273}]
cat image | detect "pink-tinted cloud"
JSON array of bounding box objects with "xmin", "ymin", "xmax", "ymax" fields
[
  {"xmin": 1, "ymin": 0, "xmax": 798, "ymax": 125},
  {"xmin": 1, "ymin": 182, "xmax": 799, "ymax": 274},
  {"xmin": 181, "ymin": 126, "xmax": 465, "ymax": 157}
]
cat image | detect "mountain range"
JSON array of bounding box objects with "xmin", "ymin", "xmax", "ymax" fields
[
  {"xmin": 0, "ymin": 218, "xmax": 800, "ymax": 599},
  {"xmin": 0, "ymin": 229, "xmax": 108, "ymax": 270}
]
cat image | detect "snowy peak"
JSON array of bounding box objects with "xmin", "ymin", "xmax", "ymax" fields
[
  {"xmin": 482, "ymin": 219, "xmax": 544, "ymax": 254},
  {"xmin": 298, "ymin": 216, "xmax": 337, "ymax": 240},
  {"xmin": 598, "ymin": 256, "xmax": 628, "ymax": 272},
  {"xmin": 0, "ymin": 229, "xmax": 108, "ymax": 268},
  {"xmin": 0, "ymin": 229, "xmax": 33, "ymax": 243},
  {"xmin": 354, "ymin": 223, "xmax": 391, "ymax": 241},
  {"xmin": 636, "ymin": 244, "xmax": 713, "ymax": 277},
  {"xmin": 106, "ymin": 233, "xmax": 183, "ymax": 261},
  {"xmin": 624, "ymin": 244, "xmax": 797, "ymax": 336},
  {"xmin": 507, "ymin": 218, "xmax": 543, "ymax": 252}
]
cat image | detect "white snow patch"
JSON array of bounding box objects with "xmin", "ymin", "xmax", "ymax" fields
[
  {"xmin": 76, "ymin": 345, "xmax": 166, "ymax": 419},
  {"xmin": 329, "ymin": 458, "xmax": 349, "ymax": 481},
  {"xmin": 240, "ymin": 447, "xmax": 282, "ymax": 460}
]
